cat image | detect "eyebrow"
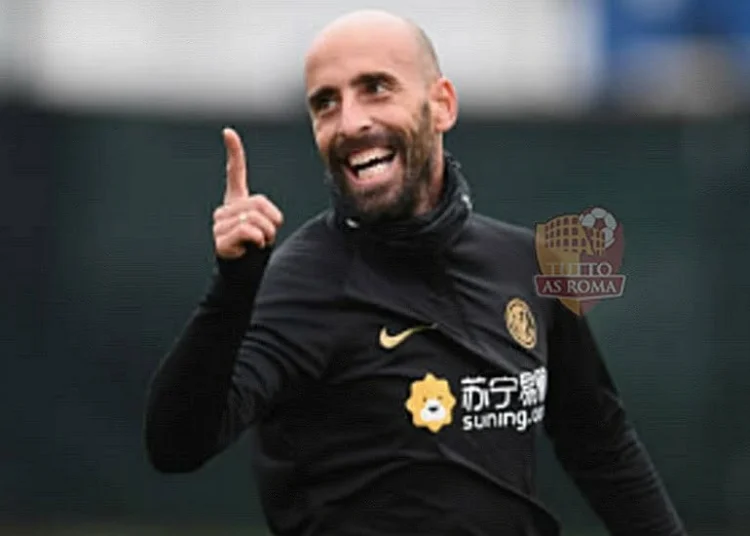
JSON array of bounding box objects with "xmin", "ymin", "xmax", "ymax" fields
[
  {"xmin": 307, "ymin": 71, "xmax": 400, "ymax": 109},
  {"xmin": 352, "ymin": 71, "xmax": 398, "ymax": 88}
]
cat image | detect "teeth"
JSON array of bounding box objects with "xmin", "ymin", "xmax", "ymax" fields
[
  {"xmin": 357, "ymin": 160, "xmax": 391, "ymax": 180},
  {"xmin": 349, "ymin": 148, "xmax": 391, "ymax": 167}
]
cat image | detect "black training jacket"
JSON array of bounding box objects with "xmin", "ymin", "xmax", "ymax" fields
[{"xmin": 144, "ymin": 153, "xmax": 687, "ymax": 536}]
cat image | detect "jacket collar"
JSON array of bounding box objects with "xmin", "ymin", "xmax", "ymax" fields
[{"xmin": 330, "ymin": 151, "xmax": 473, "ymax": 255}]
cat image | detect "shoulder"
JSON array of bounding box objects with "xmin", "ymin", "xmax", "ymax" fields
[
  {"xmin": 464, "ymin": 213, "xmax": 539, "ymax": 272},
  {"xmin": 462, "ymin": 212, "xmax": 561, "ymax": 327},
  {"xmin": 269, "ymin": 211, "xmax": 342, "ymax": 263},
  {"xmin": 261, "ymin": 211, "xmax": 350, "ymax": 297},
  {"xmin": 471, "ymin": 213, "xmax": 536, "ymax": 249}
]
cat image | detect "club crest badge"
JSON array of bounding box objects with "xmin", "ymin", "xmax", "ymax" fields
[{"xmin": 505, "ymin": 298, "xmax": 537, "ymax": 350}]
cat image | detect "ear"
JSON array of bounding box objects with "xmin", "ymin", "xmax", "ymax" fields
[{"xmin": 430, "ymin": 77, "xmax": 458, "ymax": 133}]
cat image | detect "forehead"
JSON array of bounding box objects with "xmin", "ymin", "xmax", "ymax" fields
[{"xmin": 304, "ymin": 24, "xmax": 421, "ymax": 89}]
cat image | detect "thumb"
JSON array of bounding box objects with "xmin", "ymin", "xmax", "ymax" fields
[{"xmin": 223, "ymin": 127, "xmax": 249, "ymax": 201}]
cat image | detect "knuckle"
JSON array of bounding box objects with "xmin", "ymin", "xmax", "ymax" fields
[
  {"xmin": 238, "ymin": 213, "xmax": 256, "ymax": 229},
  {"xmin": 250, "ymin": 227, "xmax": 265, "ymax": 245},
  {"xmin": 265, "ymin": 220, "xmax": 278, "ymax": 237},
  {"xmin": 240, "ymin": 222, "xmax": 256, "ymax": 239},
  {"xmin": 236, "ymin": 199, "xmax": 255, "ymax": 213},
  {"xmin": 257, "ymin": 214, "xmax": 272, "ymax": 230},
  {"xmin": 246, "ymin": 209, "xmax": 262, "ymax": 222},
  {"xmin": 226, "ymin": 227, "xmax": 241, "ymax": 243},
  {"xmin": 248, "ymin": 195, "xmax": 267, "ymax": 209}
]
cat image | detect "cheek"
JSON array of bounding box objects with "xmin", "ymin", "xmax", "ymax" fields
[{"xmin": 313, "ymin": 123, "xmax": 332, "ymax": 156}]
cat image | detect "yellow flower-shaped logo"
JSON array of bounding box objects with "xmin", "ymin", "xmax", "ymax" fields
[{"xmin": 405, "ymin": 373, "xmax": 456, "ymax": 433}]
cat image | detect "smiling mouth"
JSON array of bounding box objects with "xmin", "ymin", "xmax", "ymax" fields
[{"xmin": 345, "ymin": 147, "xmax": 397, "ymax": 180}]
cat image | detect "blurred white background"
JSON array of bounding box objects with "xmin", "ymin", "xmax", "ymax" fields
[{"xmin": 2, "ymin": 0, "xmax": 749, "ymax": 117}]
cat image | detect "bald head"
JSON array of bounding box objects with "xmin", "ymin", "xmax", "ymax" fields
[
  {"xmin": 407, "ymin": 20, "xmax": 442, "ymax": 81},
  {"xmin": 303, "ymin": 9, "xmax": 459, "ymax": 222},
  {"xmin": 306, "ymin": 10, "xmax": 441, "ymax": 83}
]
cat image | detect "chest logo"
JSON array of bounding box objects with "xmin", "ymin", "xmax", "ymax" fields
[
  {"xmin": 405, "ymin": 373, "xmax": 456, "ymax": 433},
  {"xmin": 505, "ymin": 298, "xmax": 537, "ymax": 350},
  {"xmin": 379, "ymin": 323, "xmax": 436, "ymax": 350}
]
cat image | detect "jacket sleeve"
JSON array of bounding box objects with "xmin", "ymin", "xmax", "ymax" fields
[
  {"xmin": 144, "ymin": 243, "xmax": 341, "ymax": 473},
  {"xmin": 543, "ymin": 300, "xmax": 687, "ymax": 536}
]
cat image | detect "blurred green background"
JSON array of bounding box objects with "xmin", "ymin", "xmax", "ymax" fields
[{"xmin": 2, "ymin": 104, "xmax": 749, "ymax": 535}]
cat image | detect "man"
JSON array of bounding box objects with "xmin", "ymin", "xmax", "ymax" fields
[{"xmin": 144, "ymin": 10, "xmax": 687, "ymax": 536}]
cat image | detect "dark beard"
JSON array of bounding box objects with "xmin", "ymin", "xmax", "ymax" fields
[{"xmin": 325, "ymin": 102, "xmax": 435, "ymax": 225}]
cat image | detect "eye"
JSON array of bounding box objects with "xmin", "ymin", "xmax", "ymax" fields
[
  {"xmin": 364, "ymin": 78, "xmax": 387, "ymax": 95},
  {"xmin": 309, "ymin": 91, "xmax": 338, "ymax": 115},
  {"xmin": 315, "ymin": 97, "xmax": 336, "ymax": 113}
]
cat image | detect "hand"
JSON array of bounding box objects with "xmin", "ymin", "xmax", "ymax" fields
[{"xmin": 213, "ymin": 127, "xmax": 284, "ymax": 259}]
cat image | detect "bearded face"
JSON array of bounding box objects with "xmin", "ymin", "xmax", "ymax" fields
[
  {"xmin": 304, "ymin": 16, "xmax": 458, "ymax": 224},
  {"xmin": 324, "ymin": 101, "xmax": 436, "ymax": 223}
]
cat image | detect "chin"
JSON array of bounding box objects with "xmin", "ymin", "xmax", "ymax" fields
[{"xmin": 356, "ymin": 189, "xmax": 417, "ymax": 223}]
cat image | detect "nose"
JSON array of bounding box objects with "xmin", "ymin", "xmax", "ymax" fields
[{"xmin": 337, "ymin": 94, "xmax": 372, "ymax": 138}]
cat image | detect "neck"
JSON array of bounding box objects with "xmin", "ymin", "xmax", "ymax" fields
[{"xmin": 413, "ymin": 144, "xmax": 445, "ymax": 216}]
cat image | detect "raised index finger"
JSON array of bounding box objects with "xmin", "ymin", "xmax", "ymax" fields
[{"xmin": 223, "ymin": 127, "xmax": 249, "ymax": 202}]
